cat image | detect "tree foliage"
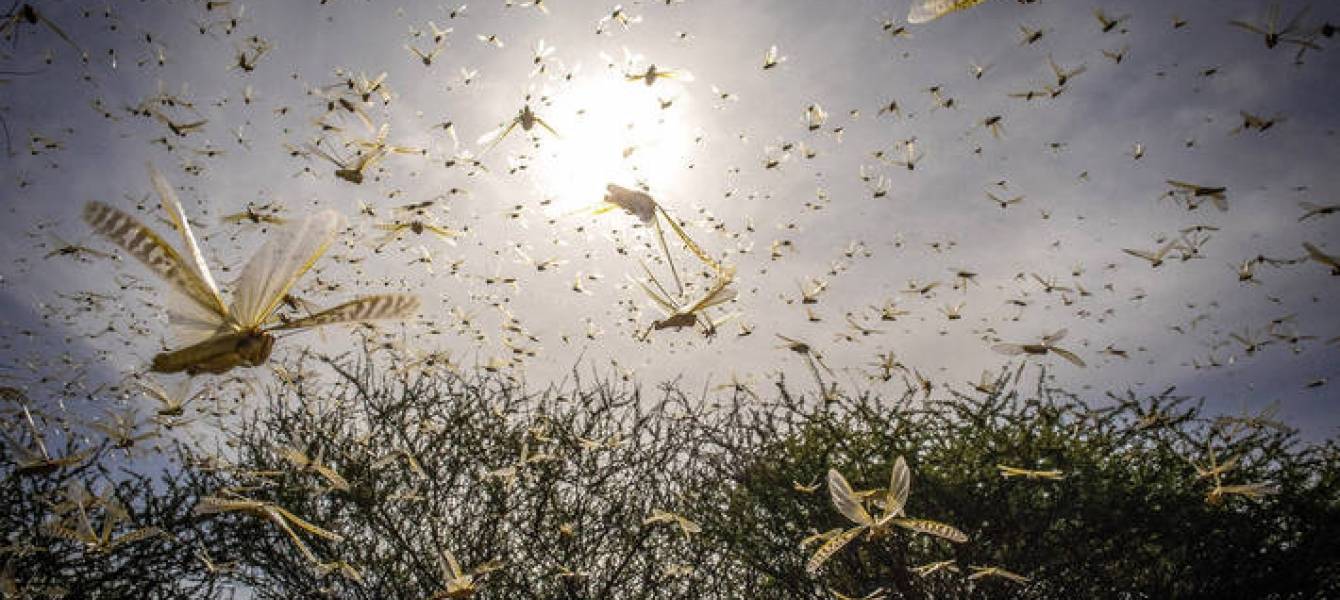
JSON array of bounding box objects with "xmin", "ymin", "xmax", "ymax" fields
[{"xmin": 3, "ymin": 354, "xmax": 1338, "ymax": 599}]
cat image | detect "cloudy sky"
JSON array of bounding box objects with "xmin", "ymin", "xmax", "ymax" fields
[{"xmin": 2, "ymin": 0, "xmax": 1338, "ymax": 437}]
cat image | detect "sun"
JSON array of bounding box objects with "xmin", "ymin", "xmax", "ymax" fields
[{"xmin": 529, "ymin": 73, "xmax": 695, "ymax": 216}]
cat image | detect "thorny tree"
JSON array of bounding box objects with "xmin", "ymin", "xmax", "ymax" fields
[{"xmin": 2, "ymin": 353, "xmax": 1339, "ymax": 599}]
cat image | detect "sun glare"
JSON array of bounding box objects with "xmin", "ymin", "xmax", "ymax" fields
[{"xmin": 532, "ymin": 74, "xmax": 695, "ymax": 215}]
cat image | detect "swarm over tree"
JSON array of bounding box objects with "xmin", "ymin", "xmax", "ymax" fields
[{"xmin": 2, "ymin": 353, "xmax": 1338, "ymax": 599}]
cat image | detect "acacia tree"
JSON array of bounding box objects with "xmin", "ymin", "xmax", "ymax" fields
[
  {"xmin": 170, "ymin": 351, "xmax": 732, "ymax": 599},
  {"xmin": 3, "ymin": 353, "xmax": 1338, "ymax": 599}
]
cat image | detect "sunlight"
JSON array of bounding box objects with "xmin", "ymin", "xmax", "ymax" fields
[{"xmin": 531, "ymin": 74, "xmax": 695, "ymax": 216}]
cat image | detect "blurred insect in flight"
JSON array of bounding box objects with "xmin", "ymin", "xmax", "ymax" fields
[
  {"xmin": 762, "ymin": 44, "xmax": 786, "ymax": 69},
  {"xmin": 906, "ymin": 0, "xmax": 990, "ymax": 24},
  {"xmin": 477, "ymin": 104, "xmax": 559, "ymax": 155},
  {"xmin": 1094, "ymin": 8, "xmax": 1130, "ymax": 33},
  {"xmin": 431, "ymin": 547, "xmax": 504, "ymax": 598},
  {"xmin": 991, "ymin": 329, "xmax": 1086, "ymax": 368},
  {"xmin": 625, "ymin": 63, "xmax": 693, "ymax": 86},
  {"xmin": 596, "ymin": 4, "xmax": 642, "ymax": 35},
  {"xmin": 1302, "ymin": 242, "xmax": 1340, "ymax": 276},
  {"xmin": 194, "ymin": 493, "xmax": 343, "ymax": 565},
  {"xmin": 304, "ymin": 138, "xmax": 383, "ymax": 185},
  {"xmin": 967, "ymin": 565, "xmax": 1031, "ymax": 583},
  {"xmin": 997, "ymin": 465, "xmax": 1065, "ymax": 480},
  {"xmin": 221, "ymin": 203, "xmax": 287, "ymax": 226},
  {"xmin": 1, "ymin": 3, "xmax": 83, "ymax": 55},
  {"xmin": 43, "ymin": 233, "xmax": 115, "ymax": 261},
  {"xmin": 1165, "ymin": 180, "xmax": 1228, "ymax": 211},
  {"xmin": 133, "ymin": 375, "xmax": 201, "ymax": 417},
  {"xmin": 2, "ymin": 405, "xmax": 95, "ymax": 476},
  {"xmin": 1229, "ymin": 3, "xmax": 1318, "ymax": 49}
]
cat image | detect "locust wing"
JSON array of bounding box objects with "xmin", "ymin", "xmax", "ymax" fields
[
  {"xmin": 1050, "ymin": 347, "xmax": 1087, "ymax": 368},
  {"xmin": 883, "ymin": 456, "xmax": 910, "ymax": 520},
  {"xmin": 270, "ymin": 294, "xmax": 419, "ymax": 331},
  {"xmin": 893, "ymin": 518, "xmax": 968, "ymax": 543},
  {"xmin": 1303, "ymin": 242, "xmax": 1340, "ymax": 269},
  {"xmin": 806, "ymin": 525, "xmax": 865, "ymax": 575},
  {"xmin": 908, "ymin": 0, "xmax": 989, "ymax": 24},
  {"xmin": 827, "ymin": 469, "xmax": 874, "ymax": 527},
  {"xmin": 477, "ymin": 121, "xmax": 518, "ymax": 155},
  {"xmin": 83, "ymin": 201, "xmax": 232, "ymax": 343},
  {"xmin": 231, "ymin": 211, "xmax": 344, "ymax": 329},
  {"xmin": 149, "ymin": 164, "xmax": 225, "ymax": 310}
]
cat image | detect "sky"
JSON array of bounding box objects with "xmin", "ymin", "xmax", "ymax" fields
[{"xmin": 1, "ymin": 0, "xmax": 1338, "ymax": 440}]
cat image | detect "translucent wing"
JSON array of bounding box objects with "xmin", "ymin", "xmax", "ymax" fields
[
  {"xmin": 477, "ymin": 123, "xmax": 506, "ymax": 146},
  {"xmin": 107, "ymin": 527, "xmax": 159, "ymax": 551},
  {"xmin": 663, "ymin": 69, "xmax": 694, "ymax": 82},
  {"xmin": 908, "ymin": 0, "xmax": 989, "ymax": 24},
  {"xmin": 477, "ymin": 121, "xmax": 517, "ymax": 154},
  {"xmin": 660, "ymin": 206, "xmax": 725, "ymax": 273},
  {"xmin": 269, "ymin": 294, "xmax": 419, "ymax": 331},
  {"xmin": 682, "ymin": 275, "xmax": 738, "ymax": 315},
  {"xmin": 907, "ymin": 0, "xmax": 949, "ymax": 23},
  {"xmin": 1303, "ymin": 242, "xmax": 1340, "ymax": 268},
  {"xmin": 1302, "ymin": 242, "xmax": 1325, "ymax": 261},
  {"xmin": 350, "ymin": 146, "xmax": 388, "ymax": 172},
  {"xmin": 692, "ymin": 284, "xmax": 737, "ymax": 312},
  {"xmin": 1050, "ymin": 347, "xmax": 1087, "ymax": 368},
  {"xmin": 533, "ymin": 117, "xmax": 560, "ymax": 138},
  {"xmin": 1280, "ymin": 6, "xmax": 1311, "ymax": 34},
  {"xmin": 1043, "ymin": 328, "xmax": 1068, "ymax": 344},
  {"xmin": 134, "ymin": 377, "xmax": 172, "ymax": 405},
  {"xmin": 136, "ymin": 376, "xmax": 193, "ymax": 410},
  {"xmin": 1228, "ymin": 20, "xmax": 1267, "ymax": 35},
  {"xmin": 150, "ymin": 165, "xmax": 237, "ymax": 343},
  {"xmin": 231, "ymin": 211, "xmax": 345, "ymax": 329},
  {"xmin": 806, "ymin": 526, "xmax": 865, "ymax": 574},
  {"xmin": 893, "ymin": 518, "xmax": 968, "ymax": 543},
  {"xmin": 827, "ymin": 469, "xmax": 874, "ymax": 526},
  {"xmin": 305, "ymin": 141, "xmax": 348, "ymax": 169},
  {"xmin": 166, "ymin": 287, "xmax": 234, "ymax": 346},
  {"xmin": 422, "ymin": 223, "xmax": 461, "ymax": 239},
  {"xmin": 148, "ymin": 163, "xmax": 225, "ymax": 310},
  {"xmin": 628, "ymin": 277, "xmax": 674, "ymax": 317},
  {"xmin": 32, "ymin": 10, "xmax": 83, "ymax": 54},
  {"xmin": 82, "ymin": 202, "xmax": 230, "ymax": 333},
  {"xmin": 884, "ymin": 456, "xmax": 910, "ymax": 519},
  {"xmin": 44, "ymin": 523, "xmax": 89, "ymax": 545},
  {"xmin": 1123, "ymin": 248, "xmax": 1158, "ymax": 262}
]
